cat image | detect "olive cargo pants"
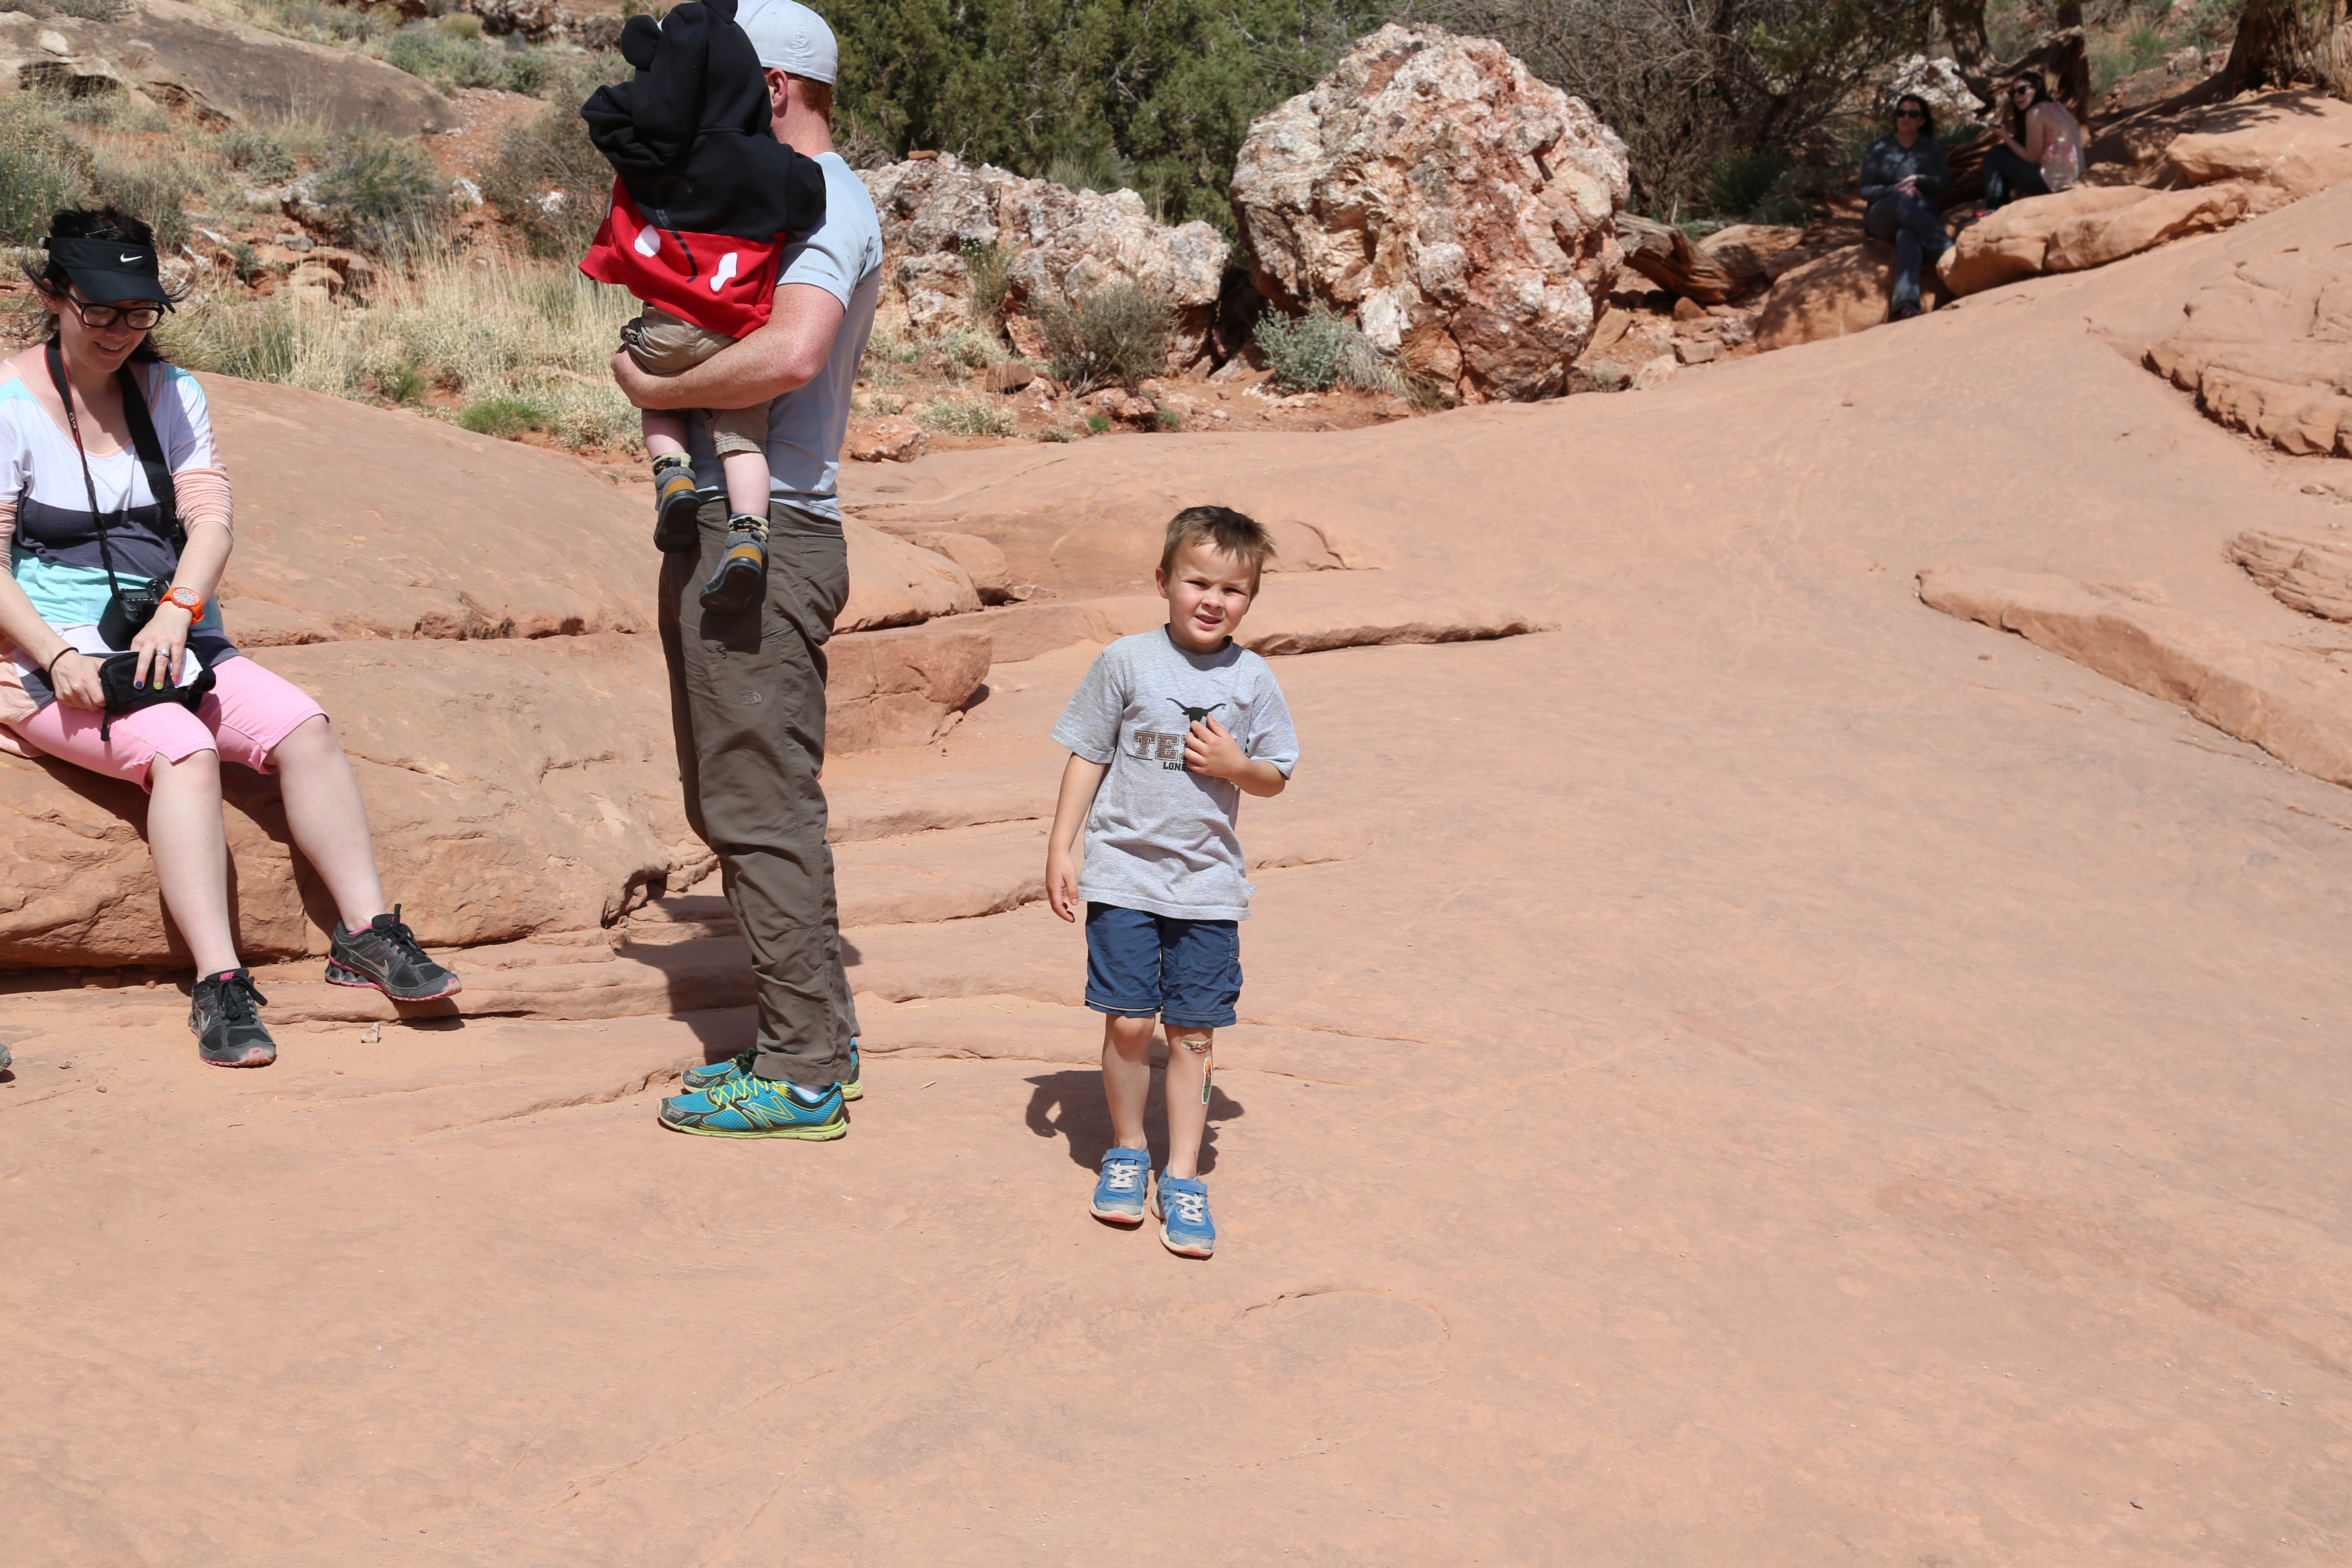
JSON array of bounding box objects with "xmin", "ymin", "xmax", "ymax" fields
[{"xmin": 658, "ymin": 499, "xmax": 859, "ymax": 1088}]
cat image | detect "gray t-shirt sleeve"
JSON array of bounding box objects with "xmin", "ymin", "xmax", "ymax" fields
[
  {"xmin": 1245, "ymin": 660, "xmax": 1300, "ymax": 777},
  {"xmin": 779, "ymin": 190, "xmax": 876, "ymax": 309},
  {"xmin": 1051, "ymin": 646, "xmax": 1126, "ymax": 764}
]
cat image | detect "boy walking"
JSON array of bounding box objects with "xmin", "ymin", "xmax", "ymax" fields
[
  {"xmin": 1044, "ymin": 507, "xmax": 1299, "ymax": 1257},
  {"xmin": 580, "ymin": 0, "xmax": 827, "ymax": 615}
]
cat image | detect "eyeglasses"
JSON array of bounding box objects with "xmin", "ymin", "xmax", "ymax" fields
[
  {"xmin": 67, "ymin": 301, "xmax": 164, "ymax": 331},
  {"xmin": 1895, "ymin": 109, "xmax": 1924, "ymax": 119},
  {"xmin": 2012, "ymin": 84, "xmax": 2035, "ymax": 96}
]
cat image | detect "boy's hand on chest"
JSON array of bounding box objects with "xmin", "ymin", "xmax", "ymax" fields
[{"xmin": 1180, "ymin": 715, "xmax": 1249, "ymax": 780}]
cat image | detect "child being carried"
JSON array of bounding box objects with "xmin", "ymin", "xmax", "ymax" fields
[{"xmin": 580, "ymin": 0, "xmax": 827, "ymax": 615}]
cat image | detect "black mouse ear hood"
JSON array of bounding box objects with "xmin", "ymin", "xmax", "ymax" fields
[
  {"xmin": 699, "ymin": 2, "xmax": 771, "ymax": 136},
  {"xmin": 617, "ymin": 12, "xmax": 660, "ymax": 70}
]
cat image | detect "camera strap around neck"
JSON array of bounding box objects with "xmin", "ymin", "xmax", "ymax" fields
[{"xmin": 43, "ymin": 339, "xmax": 184, "ymax": 609}]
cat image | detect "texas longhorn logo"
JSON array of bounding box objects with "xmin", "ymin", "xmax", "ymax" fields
[{"xmin": 1127, "ymin": 700, "xmax": 1227, "ymax": 770}]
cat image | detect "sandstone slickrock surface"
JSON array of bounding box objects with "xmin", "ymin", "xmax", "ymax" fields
[
  {"xmin": 1755, "ymin": 242, "xmax": 1952, "ymax": 349},
  {"xmin": 861, "ymin": 155, "xmax": 1228, "ymax": 365},
  {"xmin": 2137, "ymin": 236, "xmax": 2352, "ymax": 457},
  {"xmin": 1229, "ymin": 24, "xmax": 1629, "ymax": 402},
  {"xmin": 1920, "ymin": 565, "xmax": 2352, "ymax": 788},
  {"xmin": 2229, "ymin": 530, "xmax": 2352, "ymax": 618},
  {"xmin": 2161, "ymin": 88, "xmax": 2352, "ymax": 199},
  {"xmin": 17, "ymin": 129, "xmax": 2352, "ymax": 1568},
  {"xmin": 0, "ymin": 0, "xmax": 458, "ymax": 132}
]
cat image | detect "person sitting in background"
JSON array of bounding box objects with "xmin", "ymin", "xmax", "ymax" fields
[
  {"xmin": 1859, "ymin": 95, "xmax": 1952, "ymax": 323},
  {"xmin": 1981, "ymin": 72, "xmax": 2084, "ymax": 209}
]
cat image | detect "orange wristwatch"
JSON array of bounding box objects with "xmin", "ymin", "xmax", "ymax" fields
[{"xmin": 161, "ymin": 585, "xmax": 205, "ymax": 617}]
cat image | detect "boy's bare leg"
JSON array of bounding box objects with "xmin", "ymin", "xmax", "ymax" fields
[
  {"xmin": 642, "ymin": 410, "xmax": 690, "ymax": 457},
  {"xmin": 1102, "ymin": 1014, "xmax": 1158, "ymax": 1154},
  {"xmin": 1161, "ymin": 1025, "xmax": 1212, "ymax": 1179},
  {"xmin": 719, "ymin": 450, "xmax": 772, "ymax": 521}
]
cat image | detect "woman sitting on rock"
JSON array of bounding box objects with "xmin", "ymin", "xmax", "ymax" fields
[
  {"xmin": 1859, "ymin": 94, "xmax": 1953, "ymax": 323},
  {"xmin": 1982, "ymin": 72, "xmax": 2084, "ymax": 209},
  {"xmin": 0, "ymin": 207, "xmax": 461, "ymax": 1069}
]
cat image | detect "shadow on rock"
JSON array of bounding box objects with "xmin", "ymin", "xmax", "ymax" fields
[{"xmin": 1023, "ymin": 1067, "xmax": 1243, "ymax": 1175}]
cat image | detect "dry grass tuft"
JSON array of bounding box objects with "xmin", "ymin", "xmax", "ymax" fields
[{"xmin": 168, "ymin": 252, "xmax": 643, "ymax": 452}]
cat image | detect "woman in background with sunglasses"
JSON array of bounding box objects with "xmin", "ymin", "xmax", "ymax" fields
[
  {"xmin": 1983, "ymin": 72, "xmax": 2084, "ymax": 209},
  {"xmin": 0, "ymin": 206, "xmax": 461, "ymax": 1069},
  {"xmin": 1859, "ymin": 94, "xmax": 1954, "ymax": 323}
]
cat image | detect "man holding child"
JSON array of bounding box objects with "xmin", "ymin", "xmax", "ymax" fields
[{"xmin": 602, "ymin": 0, "xmax": 883, "ymax": 1140}]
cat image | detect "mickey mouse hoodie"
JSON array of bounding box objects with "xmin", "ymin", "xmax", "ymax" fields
[{"xmin": 578, "ymin": 0, "xmax": 827, "ymax": 337}]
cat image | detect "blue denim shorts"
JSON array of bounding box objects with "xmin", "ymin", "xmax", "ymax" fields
[{"xmin": 1083, "ymin": 903, "xmax": 1241, "ymax": 1029}]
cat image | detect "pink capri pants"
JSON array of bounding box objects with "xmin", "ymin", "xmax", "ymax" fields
[{"xmin": 6, "ymin": 655, "xmax": 327, "ymax": 791}]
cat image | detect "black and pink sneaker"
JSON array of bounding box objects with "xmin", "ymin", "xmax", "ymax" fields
[
  {"xmin": 190, "ymin": 968, "xmax": 276, "ymax": 1067},
  {"xmin": 325, "ymin": 906, "xmax": 462, "ymax": 1001}
]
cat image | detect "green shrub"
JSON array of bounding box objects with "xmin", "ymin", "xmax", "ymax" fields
[
  {"xmin": 457, "ymin": 395, "xmax": 546, "ymax": 436},
  {"xmin": 226, "ymin": 240, "xmax": 263, "ymax": 282},
  {"xmin": 91, "ymin": 156, "xmax": 199, "ymax": 254},
  {"xmin": 962, "ymin": 239, "xmax": 1011, "ymax": 325},
  {"xmin": 316, "ymin": 131, "xmax": 445, "ymax": 252},
  {"xmin": 1034, "ymin": 280, "xmax": 1171, "ymax": 392},
  {"xmin": 916, "ymin": 392, "xmax": 1016, "ymax": 436},
  {"xmin": 269, "ymin": 0, "xmax": 383, "ymax": 43},
  {"xmin": 1036, "ymin": 424, "xmax": 1079, "ymax": 442},
  {"xmin": 438, "ymin": 10, "xmax": 481, "ymax": 37},
  {"xmin": 0, "ymin": 100, "xmax": 95, "ymax": 245},
  {"xmin": 164, "ymin": 302, "xmax": 300, "ymax": 382},
  {"xmin": 214, "ymin": 128, "xmax": 295, "ymax": 183},
  {"xmin": 386, "ymin": 28, "xmax": 514, "ymax": 92},
  {"xmin": 374, "ymin": 360, "xmax": 429, "ymax": 404},
  {"xmin": 1702, "ymin": 149, "xmax": 1785, "ymax": 220},
  {"xmin": 1152, "ymin": 406, "xmax": 1183, "ymax": 431},
  {"xmin": 1254, "ymin": 302, "xmax": 1408, "ymax": 396},
  {"xmin": 1044, "ymin": 149, "xmax": 1127, "ymax": 196},
  {"xmin": 483, "ymin": 89, "xmax": 616, "ymax": 258},
  {"xmin": 1085, "ymin": 413, "xmax": 1110, "ymax": 432},
  {"xmin": 48, "ymin": 0, "xmax": 126, "ymax": 17}
]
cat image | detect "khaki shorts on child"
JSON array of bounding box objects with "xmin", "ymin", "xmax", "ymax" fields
[{"xmin": 621, "ymin": 305, "xmax": 772, "ymax": 456}]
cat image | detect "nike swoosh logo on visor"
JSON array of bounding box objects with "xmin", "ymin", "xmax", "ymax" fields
[{"xmin": 119, "ymin": 254, "xmax": 142, "ymax": 263}]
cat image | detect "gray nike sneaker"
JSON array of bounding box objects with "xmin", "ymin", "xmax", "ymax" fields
[
  {"xmin": 190, "ymin": 968, "xmax": 276, "ymax": 1068},
  {"xmin": 325, "ymin": 906, "xmax": 461, "ymax": 1001}
]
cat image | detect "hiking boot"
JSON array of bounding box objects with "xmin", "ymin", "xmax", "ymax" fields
[
  {"xmin": 1090, "ymin": 1147, "xmax": 1150, "ymax": 1225},
  {"xmin": 658, "ymin": 1074, "xmax": 847, "ymax": 1139},
  {"xmin": 1152, "ymin": 1172, "xmax": 1215, "ymax": 1257},
  {"xmin": 697, "ymin": 514, "xmax": 769, "ymax": 616},
  {"xmin": 683, "ymin": 1038, "xmax": 861, "ymax": 1099},
  {"xmin": 325, "ymin": 906, "xmax": 461, "ymax": 1001},
  {"xmin": 651, "ymin": 455, "xmax": 702, "ymax": 552},
  {"xmin": 190, "ymin": 968, "xmax": 276, "ymax": 1068}
]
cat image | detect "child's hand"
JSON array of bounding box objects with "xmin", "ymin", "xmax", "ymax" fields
[
  {"xmin": 1183, "ymin": 715, "xmax": 1250, "ymax": 779},
  {"xmin": 1045, "ymin": 845, "xmax": 1081, "ymax": 922}
]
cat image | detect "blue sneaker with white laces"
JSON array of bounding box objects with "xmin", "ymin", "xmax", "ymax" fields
[
  {"xmin": 1152, "ymin": 1172, "xmax": 1216, "ymax": 1257},
  {"xmin": 1090, "ymin": 1146, "xmax": 1150, "ymax": 1224},
  {"xmin": 659, "ymin": 1074, "xmax": 846, "ymax": 1139},
  {"xmin": 682, "ymin": 1039, "xmax": 861, "ymax": 1099}
]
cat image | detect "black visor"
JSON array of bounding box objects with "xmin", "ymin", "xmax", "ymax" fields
[{"xmin": 42, "ymin": 236, "xmax": 172, "ymax": 312}]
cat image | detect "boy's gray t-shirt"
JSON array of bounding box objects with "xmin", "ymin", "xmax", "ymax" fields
[{"xmin": 1051, "ymin": 630, "xmax": 1301, "ymax": 922}]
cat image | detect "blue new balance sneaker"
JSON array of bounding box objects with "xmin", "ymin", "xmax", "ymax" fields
[
  {"xmin": 1152, "ymin": 1173, "xmax": 1216, "ymax": 1258},
  {"xmin": 1089, "ymin": 1146, "xmax": 1151, "ymax": 1225},
  {"xmin": 682, "ymin": 1039, "xmax": 861, "ymax": 1100},
  {"xmin": 659, "ymin": 1075, "xmax": 847, "ymax": 1139}
]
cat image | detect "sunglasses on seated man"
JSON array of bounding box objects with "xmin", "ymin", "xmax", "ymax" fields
[{"xmin": 63, "ymin": 299, "xmax": 165, "ymax": 331}]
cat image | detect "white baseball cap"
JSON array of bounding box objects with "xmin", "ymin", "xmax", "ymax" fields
[{"xmin": 735, "ymin": 0, "xmax": 838, "ymax": 85}]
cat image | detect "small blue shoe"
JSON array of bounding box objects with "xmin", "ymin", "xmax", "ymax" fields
[
  {"xmin": 682, "ymin": 1039, "xmax": 861, "ymax": 1100},
  {"xmin": 1090, "ymin": 1147, "xmax": 1150, "ymax": 1225},
  {"xmin": 1152, "ymin": 1172, "xmax": 1216, "ymax": 1257},
  {"xmin": 659, "ymin": 1074, "xmax": 847, "ymax": 1139}
]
